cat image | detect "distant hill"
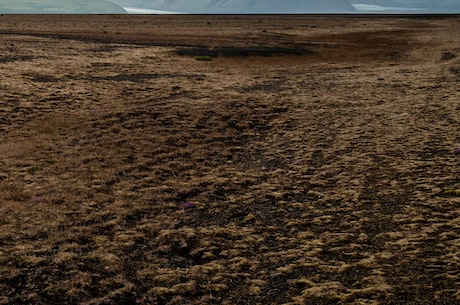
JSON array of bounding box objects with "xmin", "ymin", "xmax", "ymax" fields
[
  {"xmin": 111, "ymin": 0, "xmax": 356, "ymax": 13},
  {"xmin": 0, "ymin": 0, "xmax": 127, "ymax": 14},
  {"xmin": 352, "ymin": 0, "xmax": 460, "ymax": 12},
  {"xmin": 208, "ymin": 0, "xmax": 356, "ymax": 13}
]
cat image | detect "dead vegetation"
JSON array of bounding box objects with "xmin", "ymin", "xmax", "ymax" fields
[{"xmin": 0, "ymin": 15, "xmax": 459, "ymax": 305}]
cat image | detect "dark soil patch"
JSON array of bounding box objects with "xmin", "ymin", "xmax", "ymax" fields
[{"xmin": 174, "ymin": 46, "xmax": 312, "ymax": 57}]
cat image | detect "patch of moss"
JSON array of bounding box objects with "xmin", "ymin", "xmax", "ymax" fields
[
  {"xmin": 441, "ymin": 189, "xmax": 460, "ymax": 197},
  {"xmin": 43, "ymin": 159, "xmax": 57, "ymax": 164},
  {"xmin": 195, "ymin": 55, "xmax": 214, "ymax": 61},
  {"xmin": 26, "ymin": 165, "xmax": 42, "ymax": 174}
]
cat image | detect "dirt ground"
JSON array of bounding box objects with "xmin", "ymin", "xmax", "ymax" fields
[{"xmin": 0, "ymin": 14, "xmax": 459, "ymax": 305}]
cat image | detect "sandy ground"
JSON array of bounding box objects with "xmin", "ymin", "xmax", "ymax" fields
[{"xmin": 0, "ymin": 15, "xmax": 459, "ymax": 305}]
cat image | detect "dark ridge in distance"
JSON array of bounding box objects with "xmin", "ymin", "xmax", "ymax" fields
[{"xmin": 175, "ymin": 46, "xmax": 312, "ymax": 57}]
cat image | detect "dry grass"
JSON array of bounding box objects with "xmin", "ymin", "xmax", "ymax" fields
[
  {"xmin": 0, "ymin": 182, "xmax": 31, "ymax": 202},
  {"xmin": 0, "ymin": 15, "xmax": 459, "ymax": 305}
]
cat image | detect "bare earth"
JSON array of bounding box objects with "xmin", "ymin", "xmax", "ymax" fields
[{"xmin": 0, "ymin": 15, "xmax": 459, "ymax": 305}]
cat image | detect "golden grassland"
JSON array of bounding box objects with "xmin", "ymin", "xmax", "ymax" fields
[{"xmin": 0, "ymin": 15, "xmax": 459, "ymax": 304}]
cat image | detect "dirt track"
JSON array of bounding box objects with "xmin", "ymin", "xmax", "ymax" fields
[{"xmin": 0, "ymin": 15, "xmax": 459, "ymax": 304}]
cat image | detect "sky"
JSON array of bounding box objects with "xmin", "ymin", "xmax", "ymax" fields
[{"xmin": 0, "ymin": 0, "xmax": 459, "ymax": 14}]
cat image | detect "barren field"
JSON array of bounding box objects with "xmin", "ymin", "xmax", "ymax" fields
[{"xmin": 0, "ymin": 15, "xmax": 459, "ymax": 304}]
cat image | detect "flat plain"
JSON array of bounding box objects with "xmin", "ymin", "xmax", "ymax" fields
[{"xmin": 0, "ymin": 14, "xmax": 459, "ymax": 304}]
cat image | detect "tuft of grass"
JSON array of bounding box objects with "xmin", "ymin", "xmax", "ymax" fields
[
  {"xmin": 43, "ymin": 158, "xmax": 57, "ymax": 164},
  {"xmin": 32, "ymin": 116, "xmax": 74, "ymax": 134},
  {"xmin": 0, "ymin": 182, "xmax": 31, "ymax": 202},
  {"xmin": 441, "ymin": 189, "xmax": 460, "ymax": 197},
  {"xmin": 26, "ymin": 165, "xmax": 42, "ymax": 174}
]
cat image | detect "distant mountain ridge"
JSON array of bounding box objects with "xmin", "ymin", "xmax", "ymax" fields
[
  {"xmin": 0, "ymin": 0, "xmax": 126, "ymax": 13},
  {"xmin": 209, "ymin": 0, "xmax": 356, "ymax": 13},
  {"xmin": 353, "ymin": 0, "xmax": 460, "ymax": 12},
  {"xmin": 111, "ymin": 0, "xmax": 357, "ymax": 13},
  {"xmin": 112, "ymin": 0, "xmax": 460, "ymax": 13}
]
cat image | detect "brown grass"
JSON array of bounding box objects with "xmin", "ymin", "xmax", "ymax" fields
[{"xmin": 0, "ymin": 15, "xmax": 459, "ymax": 305}]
